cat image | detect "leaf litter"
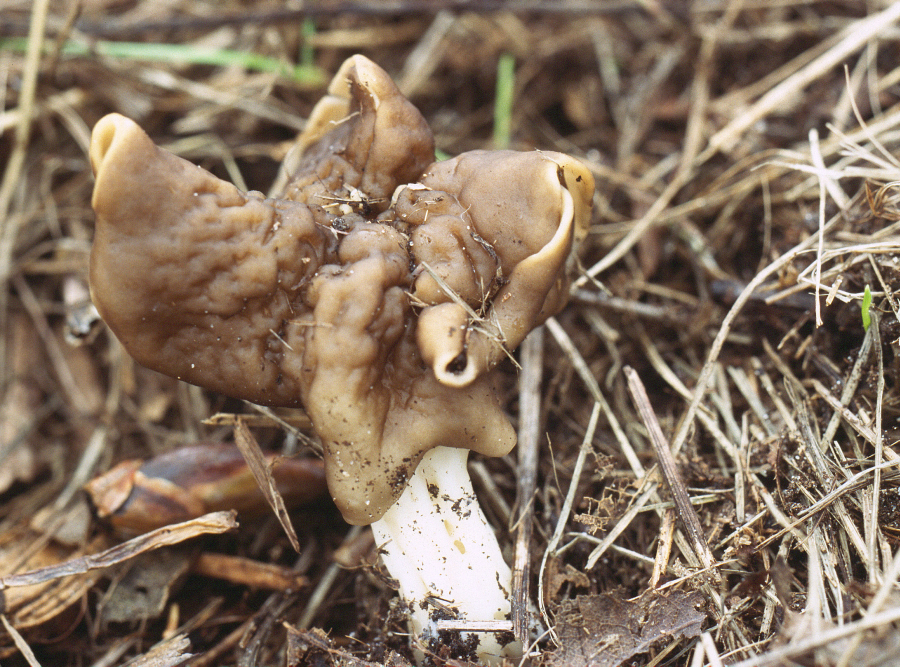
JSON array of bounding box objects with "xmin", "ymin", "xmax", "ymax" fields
[{"xmin": 5, "ymin": 1, "xmax": 900, "ymax": 665}]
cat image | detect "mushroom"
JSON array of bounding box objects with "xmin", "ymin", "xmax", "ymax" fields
[{"xmin": 87, "ymin": 55, "xmax": 594, "ymax": 664}]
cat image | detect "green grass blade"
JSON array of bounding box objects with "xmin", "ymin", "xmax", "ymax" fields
[
  {"xmin": 493, "ymin": 52, "xmax": 515, "ymax": 149},
  {"xmin": 0, "ymin": 37, "xmax": 327, "ymax": 85},
  {"xmin": 862, "ymin": 284, "xmax": 873, "ymax": 331}
]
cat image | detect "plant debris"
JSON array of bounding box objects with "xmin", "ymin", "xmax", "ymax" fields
[{"xmin": 546, "ymin": 590, "xmax": 706, "ymax": 667}]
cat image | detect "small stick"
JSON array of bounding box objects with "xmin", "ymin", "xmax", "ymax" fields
[
  {"xmin": 1, "ymin": 615, "xmax": 41, "ymax": 667},
  {"xmin": 192, "ymin": 553, "xmax": 309, "ymax": 591},
  {"xmin": 511, "ymin": 327, "xmax": 543, "ymax": 641},
  {"xmin": 649, "ymin": 508, "xmax": 675, "ymax": 589},
  {"xmin": 572, "ymin": 288, "xmax": 685, "ymax": 323},
  {"xmin": 435, "ymin": 619, "xmax": 513, "ymax": 633},
  {"xmin": 297, "ymin": 526, "xmax": 363, "ymax": 630},
  {"xmin": 538, "ymin": 401, "xmax": 601, "ymax": 643},
  {"xmin": 624, "ymin": 366, "xmax": 717, "ymax": 577},
  {"xmin": 866, "ymin": 310, "xmax": 885, "ymax": 581},
  {"xmin": 0, "ymin": 511, "xmax": 237, "ymax": 591}
]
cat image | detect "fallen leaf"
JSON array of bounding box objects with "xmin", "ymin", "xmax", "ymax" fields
[
  {"xmin": 233, "ymin": 419, "xmax": 301, "ymax": 552},
  {"xmin": 547, "ymin": 590, "xmax": 705, "ymax": 667},
  {"xmin": 101, "ymin": 549, "xmax": 193, "ymax": 625},
  {"xmin": 124, "ymin": 633, "xmax": 193, "ymax": 667},
  {"xmin": 0, "ymin": 511, "xmax": 237, "ymax": 592},
  {"xmin": 84, "ymin": 443, "xmax": 326, "ymax": 535}
]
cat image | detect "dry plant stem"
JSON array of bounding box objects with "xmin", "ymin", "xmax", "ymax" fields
[
  {"xmin": 89, "ymin": 637, "xmax": 137, "ymax": 667},
  {"xmin": 576, "ymin": 160, "xmax": 685, "ymax": 285},
  {"xmin": 546, "ymin": 336, "xmax": 705, "ymax": 576},
  {"xmin": 239, "ymin": 589, "xmax": 302, "ymax": 667},
  {"xmin": 370, "ymin": 446, "xmax": 518, "ymax": 664},
  {"xmin": 296, "ymin": 525, "xmax": 363, "ymax": 630},
  {"xmin": 624, "ymin": 367, "xmax": 716, "ymax": 576},
  {"xmin": 726, "ymin": 601, "xmax": 900, "ymax": 667},
  {"xmin": 126, "ymin": 634, "xmax": 193, "ymax": 667},
  {"xmin": 701, "ymin": 2, "xmax": 900, "ymax": 161},
  {"xmin": 398, "ymin": 11, "xmax": 455, "ymax": 97},
  {"xmin": 689, "ymin": 638, "xmax": 706, "ymax": 667},
  {"xmin": 815, "ymin": 314, "xmax": 877, "ymax": 447},
  {"xmin": 866, "ymin": 310, "xmax": 885, "ymax": 582},
  {"xmin": 646, "ymin": 640, "xmax": 683, "ymax": 667},
  {"xmin": 191, "ymin": 553, "xmax": 308, "ymax": 591},
  {"xmin": 813, "ymin": 379, "xmax": 886, "ymax": 452},
  {"xmin": 753, "ymin": 457, "xmax": 900, "ymax": 557},
  {"xmin": 576, "ymin": 0, "xmax": 732, "ymax": 286},
  {"xmin": 667, "ymin": 215, "xmax": 843, "ymax": 461},
  {"xmin": 649, "ymin": 508, "xmax": 676, "ymax": 589},
  {"xmin": 538, "ymin": 401, "xmax": 601, "ymax": 645},
  {"xmin": 12, "ymin": 273, "xmax": 89, "ymax": 412},
  {"xmin": 187, "ymin": 621, "xmax": 250, "ymax": 667},
  {"xmin": 573, "ymin": 288, "xmax": 687, "ymax": 325},
  {"xmin": 0, "ymin": 511, "xmax": 237, "ymax": 591},
  {"xmin": 0, "ymin": 0, "xmax": 49, "ymax": 258},
  {"xmin": 702, "ymin": 631, "xmax": 724, "ymax": 667},
  {"xmin": 512, "ymin": 327, "xmax": 543, "ymax": 642},
  {"xmin": 545, "ymin": 316, "xmax": 644, "ymax": 477},
  {"xmin": 837, "ymin": 543, "xmax": 900, "ymax": 667},
  {"xmin": 1, "ymin": 614, "xmax": 40, "ymax": 667},
  {"xmin": 782, "ymin": 381, "xmax": 831, "ymax": 485},
  {"xmin": 0, "ymin": 0, "xmax": 51, "ymax": 387}
]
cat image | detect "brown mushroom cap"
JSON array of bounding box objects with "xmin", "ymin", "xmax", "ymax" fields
[
  {"xmin": 88, "ymin": 55, "xmax": 593, "ymax": 525},
  {"xmin": 398, "ymin": 150, "xmax": 595, "ymax": 386},
  {"xmin": 284, "ymin": 54, "xmax": 435, "ymax": 212},
  {"xmin": 90, "ymin": 112, "xmax": 335, "ymax": 407}
]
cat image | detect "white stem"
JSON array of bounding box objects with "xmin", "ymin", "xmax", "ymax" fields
[{"xmin": 370, "ymin": 446, "xmax": 519, "ymax": 665}]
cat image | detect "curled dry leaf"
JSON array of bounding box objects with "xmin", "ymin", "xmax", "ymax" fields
[
  {"xmin": 84, "ymin": 442, "xmax": 327, "ymax": 535},
  {"xmin": 0, "ymin": 526, "xmax": 108, "ymax": 642},
  {"xmin": 0, "ymin": 511, "xmax": 237, "ymax": 592}
]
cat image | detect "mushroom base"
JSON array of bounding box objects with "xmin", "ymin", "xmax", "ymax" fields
[{"xmin": 370, "ymin": 446, "xmax": 520, "ymax": 665}]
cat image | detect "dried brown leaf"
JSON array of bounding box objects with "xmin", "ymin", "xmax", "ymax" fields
[
  {"xmin": 101, "ymin": 549, "xmax": 193, "ymax": 625},
  {"xmin": 232, "ymin": 419, "xmax": 301, "ymax": 552},
  {"xmin": 0, "ymin": 511, "xmax": 236, "ymax": 592},
  {"xmin": 84, "ymin": 443, "xmax": 326, "ymax": 535},
  {"xmin": 0, "ymin": 526, "xmax": 107, "ymax": 632},
  {"xmin": 545, "ymin": 558, "xmax": 591, "ymax": 603},
  {"xmin": 123, "ymin": 633, "xmax": 193, "ymax": 667},
  {"xmin": 546, "ymin": 590, "xmax": 705, "ymax": 667}
]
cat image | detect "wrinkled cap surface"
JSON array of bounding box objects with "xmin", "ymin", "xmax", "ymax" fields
[
  {"xmin": 89, "ymin": 55, "xmax": 594, "ymax": 524},
  {"xmin": 395, "ymin": 149, "xmax": 594, "ymax": 387}
]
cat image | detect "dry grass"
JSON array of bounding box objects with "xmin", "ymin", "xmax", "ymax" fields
[{"xmin": 4, "ymin": 1, "xmax": 900, "ymax": 665}]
